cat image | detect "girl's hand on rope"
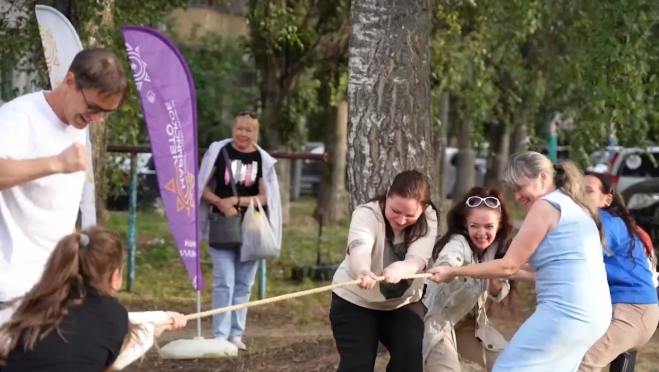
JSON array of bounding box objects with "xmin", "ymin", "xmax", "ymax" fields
[
  {"xmin": 427, "ymin": 265, "xmax": 456, "ymax": 283},
  {"xmin": 164, "ymin": 312, "xmax": 188, "ymax": 331},
  {"xmin": 382, "ymin": 261, "xmax": 406, "ymax": 284},
  {"xmin": 357, "ymin": 270, "xmax": 378, "ymax": 289}
]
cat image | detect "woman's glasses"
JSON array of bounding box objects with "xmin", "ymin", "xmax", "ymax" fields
[
  {"xmin": 465, "ymin": 196, "xmax": 501, "ymax": 209},
  {"xmin": 237, "ymin": 110, "xmax": 258, "ymax": 119}
]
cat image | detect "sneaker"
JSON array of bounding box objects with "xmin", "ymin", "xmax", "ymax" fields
[{"xmin": 229, "ymin": 337, "xmax": 247, "ymax": 351}]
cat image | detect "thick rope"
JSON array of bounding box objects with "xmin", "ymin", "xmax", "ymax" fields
[{"xmin": 155, "ymin": 273, "xmax": 432, "ymax": 325}]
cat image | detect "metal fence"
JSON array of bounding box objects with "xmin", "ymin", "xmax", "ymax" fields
[{"xmin": 107, "ymin": 144, "xmax": 329, "ymax": 299}]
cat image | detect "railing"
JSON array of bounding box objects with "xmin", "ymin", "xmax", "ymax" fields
[
  {"xmin": 187, "ymin": 0, "xmax": 248, "ymax": 14},
  {"xmin": 107, "ymin": 144, "xmax": 329, "ymax": 299}
]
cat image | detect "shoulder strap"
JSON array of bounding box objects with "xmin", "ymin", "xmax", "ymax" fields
[{"xmin": 221, "ymin": 147, "xmax": 239, "ymax": 198}]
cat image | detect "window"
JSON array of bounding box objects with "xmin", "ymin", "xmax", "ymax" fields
[{"xmin": 619, "ymin": 152, "xmax": 659, "ymax": 178}]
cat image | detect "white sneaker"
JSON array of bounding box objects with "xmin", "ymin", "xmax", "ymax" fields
[{"xmin": 229, "ymin": 337, "xmax": 247, "ymax": 350}]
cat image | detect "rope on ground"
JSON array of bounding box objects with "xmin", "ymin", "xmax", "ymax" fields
[{"xmin": 155, "ymin": 273, "xmax": 433, "ymax": 325}]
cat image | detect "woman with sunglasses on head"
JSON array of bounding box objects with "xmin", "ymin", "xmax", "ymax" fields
[
  {"xmin": 428, "ymin": 151, "xmax": 611, "ymax": 372},
  {"xmin": 578, "ymin": 172, "xmax": 659, "ymax": 372},
  {"xmin": 197, "ymin": 111, "xmax": 282, "ymax": 351},
  {"xmin": 330, "ymin": 170, "xmax": 438, "ymax": 372},
  {"xmin": 424, "ymin": 186, "xmax": 528, "ymax": 371}
]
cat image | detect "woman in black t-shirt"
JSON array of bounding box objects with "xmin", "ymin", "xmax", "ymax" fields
[
  {"xmin": 201, "ymin": 112, "xmax": 268, "ymax": 351},
  {"xmin": 0, "ymin": 226, "xmax": 187, "ymax": 372}
]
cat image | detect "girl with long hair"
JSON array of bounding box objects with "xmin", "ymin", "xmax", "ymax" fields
[
  {"xmin": 423, "ymin": 186, "xmax": 524, "ymax": 371},
  {"xmin": 428, "ymin": 151, "xmax": 611, "ymax": 371},
  {"xmin": 0, "ymin": 226, "xmax": 187, "ymax": 372},
  {"xmin": 579, "ymin": 172, "xmax": 659, "ymax": 372},
  {"xmin": 330, "ymin": 170, "xmax": 439, "ymax": 372}
]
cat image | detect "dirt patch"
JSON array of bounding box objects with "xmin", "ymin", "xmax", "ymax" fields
[
  {"xmin": 124, "ymin": 336, "xmax": 487, "ymax": 372},
  {"xmin": 123, "ymin": 282, "xmax": 659, "ymax": 372}
]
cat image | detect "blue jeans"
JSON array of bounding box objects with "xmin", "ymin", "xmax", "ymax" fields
[{"xmin": 208, "ymin": 247, "xmax": 259, "ymax": 339}]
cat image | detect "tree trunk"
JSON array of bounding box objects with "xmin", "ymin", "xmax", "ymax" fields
[
  {"xmin": 347, "ymin": 0, "xmax": 434, "ymax": 211},
  {"xmin": 452, "ymin": 118, "xmax": 475, "ymax": 201},
  {"xmin": 85, "ymin": 0, "xmax": 115, "ymax": 224},
  {"xmin": 434, "ymin": 91, "xmax": 449, "ymax": 233},
  {"xmin": 315, "ymin": 99, "xmax": 349, "ymax": 224},
  {"xmin": 258, "ymin": 66, "xmax": 294, "ymax": 224},
  {"xmin": 510, "ymin": 108, "xmax": 529, "ymax": 154},
  {"xmin": 484, "ymin": 122, "xmax": 510, "ymax": 188}
]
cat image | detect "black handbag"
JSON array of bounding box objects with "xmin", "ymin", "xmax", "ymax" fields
[{"xmin": 208, "ymin": 147, "xmax": 243, "ymax": 247}]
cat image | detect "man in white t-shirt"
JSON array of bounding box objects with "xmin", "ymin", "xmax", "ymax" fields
[{"xmin": 0, "ymin": 48, "xmax": 127, "ymax": 305}]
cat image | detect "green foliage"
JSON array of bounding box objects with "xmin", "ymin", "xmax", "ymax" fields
[
  {"xmin": 1, "ymin": 0, "xmax": 186, "ymax": 200},
  {"xmin": 0, "ymin": 0, "xmax": 49, "ymax": 99},
  {"xmin": 170, "ymin": 26, "xmax": 260, "ymax": 148},
  {"xmin": 245, "ymin": 0, "xmax": 349, "ymax": 149},
  {"xmin": 431, "ymin": 0, "xmax": 659, "ymax": 166}
]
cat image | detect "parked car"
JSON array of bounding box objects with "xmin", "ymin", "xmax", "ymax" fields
[
  {"xmin": 298, "ymin": 142, "xmax": 325, "ymax": 197},
  {"xmin": 106, "ymin": 153, "xmax": 160, "ymax": 211},
  {"xmin": 621, "ymin": 178, "xmax": 659, "ymax": 258},
  {"xmin": 588, "ymin": 146, "xmax": 659, "ymax": 193}
]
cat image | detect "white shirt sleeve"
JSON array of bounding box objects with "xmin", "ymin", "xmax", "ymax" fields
[
  {"xmin": 110, "ymin": 311, "xmax": 168, "ymax": 370},
  {"xmin": 128, "ymin": 311, "xmax": 168, "ymax": 324},
  {"xmin": 0, "ymin": 106, "xmax": 33, "ymax": 160},
  {"xmin": 110, "ymin": 323, "xmax": 156, "ymax": 370}
]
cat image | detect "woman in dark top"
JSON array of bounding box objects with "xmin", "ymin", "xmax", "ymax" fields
[
  {"xmin": 201, "ymin": 112, "xmax": 268, "ymax": 351},
  {"xmin": 0, "ymin": 226, "xmax": 186, "ymax": 372}
]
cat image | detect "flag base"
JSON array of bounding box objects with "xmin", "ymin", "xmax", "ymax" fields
[{"xmin": 159, "ymin": 337, "xmax": 238, "ymax": 359}]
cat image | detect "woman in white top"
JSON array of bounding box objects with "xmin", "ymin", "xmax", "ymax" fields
[
  {"xmin": 197, "ymin": 112, "xmax": 282, "ymax": 350},
  {"xmin": 424, "ymin": 186, "xmax": 527, "ymax": 371}
]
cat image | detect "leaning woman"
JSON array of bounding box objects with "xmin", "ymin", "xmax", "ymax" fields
[
  {"xmin": 330, "ymin": 170, "xmax": 438, "ymax": 372},
  {"xmin": 198, "ymin": 111, "xmax": 282, "ymax": 351},
  {"xmin": 424, "ymin": 186, "xmax": 524, "ymax": 371},
  {"xmin": 428, "ymin": 151, "xmax": 611, "ymax": 372},
  {"xmin": 0, "ymin": 226, "xmax": 186, "ymax": 371},
  {"xmin": 579, "ymin": 172, "xmax": 659, "ymax": 372}
]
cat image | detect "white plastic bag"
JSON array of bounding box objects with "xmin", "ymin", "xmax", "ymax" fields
[{"xmin": 240, "ymin": 197, "xmax": 280, "ymax": 262}]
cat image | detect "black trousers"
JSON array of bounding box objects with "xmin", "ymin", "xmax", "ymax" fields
[
  {"xmin": 329, "ymin": 293, "xmax": 425, "ymax": 372},
  {"xmin": 609, "ymin": 351, "xmax": 637, "ymax": 372}
]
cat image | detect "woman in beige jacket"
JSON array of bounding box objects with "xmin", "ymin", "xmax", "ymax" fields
[
  {"xmin": 423, "ymin": 186, "xmax": 533, "ymax": 371},
  {"xmin": 330, "ymin": 170, "xmax": 439, "ymax": 372}
]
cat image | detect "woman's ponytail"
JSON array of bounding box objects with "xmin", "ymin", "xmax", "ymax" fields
[
  {"xmin": 555, "ymin": 161, "xmax": 607, "ymax": 249},
  {"xmin": 0, "ymin": 233, "xmax": 86, "ymax": 354}
]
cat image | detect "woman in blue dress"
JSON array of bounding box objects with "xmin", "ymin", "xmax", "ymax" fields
[{"xmin": 428, "ymin": 151, "xmax": 611, "ymax": 372}]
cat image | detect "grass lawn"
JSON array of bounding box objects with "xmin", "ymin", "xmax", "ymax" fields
[{"xmin": 109, "ymin": 197, "xmax": 349, "ymax": 327}]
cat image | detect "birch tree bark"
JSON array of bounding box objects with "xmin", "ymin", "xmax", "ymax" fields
[{"xmin": 347, "ymin": 0, "xmax": 434, "ymax": 211}]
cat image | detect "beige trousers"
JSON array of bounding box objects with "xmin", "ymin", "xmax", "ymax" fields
[
  {"xmin": 425, "ymin": 315, "xmax": 500, "ymax": 372},
  {"xmin": 579, "ymin": 303, "xmax": 659, "ymax": 372}
]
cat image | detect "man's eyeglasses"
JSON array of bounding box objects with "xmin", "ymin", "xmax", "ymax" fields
[
  {"xmin": 80, "ymin": 89, "xmax": 116, "ymax": 116},
  {"xmin": 237, "ymin": 110, "xmax": 258, "ymax": 119},
  {"xmin": 465, "ymin": 196, "xmax": 501, "ymax": 209}
]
